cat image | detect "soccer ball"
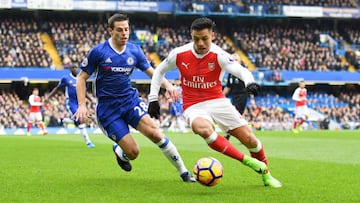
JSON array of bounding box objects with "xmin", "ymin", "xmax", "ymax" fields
[{"xmin": 193, "ymin": 157, "xmax": 223, "ymax": 187}]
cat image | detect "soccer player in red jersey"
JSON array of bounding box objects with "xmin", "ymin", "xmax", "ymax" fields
[
  {"xmin": 148, "ymin": 17, "xmax": 281, "ymax": 188},
  {"xmin": 291, "ymin": 80, "xmax": 309, "ymax": 133},
  {"xmin": 27, "ymin": 88, "xmax": 48, "ymax": 136}
]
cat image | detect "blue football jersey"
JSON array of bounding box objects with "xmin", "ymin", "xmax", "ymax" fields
[
  {"xmin": 79, "ymin": 39, "xmax": 151, "ymax": 129},
  {"xmin": 58, "ymin": 73, "xmax": 78, "ymax": 114},
  {"xmin": 80, "ymin": 39, "xmax": 150, "ymax": 102},
  {"xmin": 169, "ymin": 84, "xmax": 183, "ymax": 116},
  {"xmin": 175, "ymin": 84, "xmax": 183, "ymax": 104}
]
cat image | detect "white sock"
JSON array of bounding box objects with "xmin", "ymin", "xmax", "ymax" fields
[
  {"xmin": 78, "ymin": 124, "xmax": 91, "ymax": 144},
  {"xmin": 169, "ymin": 120, "xmax": 177, "ymax": 131},
  {"xmin": 114, "ymin": 144, "xmax": 129, "ymax": 161},
  {"xmin": 160, "ymin": 116, "xmax": 171, "ymax": 127},
  {"xmin": 205, "ymin": 132, "xmax": 218, "ymax": 144},
  {"xmin": 156, "ymin": 136, "xmax": 188, "ymax": 175},
  {"xmin": 248, "ymin": 139, "xmax": 262, "ymax": 152},
  {"xmin": 62, "ymin": 117, "xmax": 74, "ymax": 124},
  {"xmin": 177, "ymin": 117, "xmax": 187, "ymax": 133}
]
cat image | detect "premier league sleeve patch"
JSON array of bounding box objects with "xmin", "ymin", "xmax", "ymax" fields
[
  {"xmin": 227, "ymin": 56, "xmax": 235, "ymax": 64},
  {"xmin": 81, "ymin": 58, "xmax": 88, "ymax": 67}
]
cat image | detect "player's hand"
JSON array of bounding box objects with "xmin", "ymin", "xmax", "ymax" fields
[
  {"xmin": 246, "ymin": 83, "xmax": 260, "ymax": 96},
  {"xmin": 73, "ymin": 105, "xmax": 90, "ymax": 123},
  {"xmin": 148, "ymin": 101, "xmax": 160, "ymax": 119},
  {"xmin": 166, "ymin": 86, "xmax": 180, "ymax": 102}
]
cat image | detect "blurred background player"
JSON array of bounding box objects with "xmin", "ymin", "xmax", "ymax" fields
[
  {"xmin": 160, "ymin": 79, "xmax": 188, "ymax": 133},
  {"xmin": 292, "ymin": 80, "xmax": 309, "ymax": 133},
  {"xmin": 46, "ymin": 64, "xmax": 95, "ymax": 148},
  {"xmin": 27, "ymin": 88, "xmax": 48, "ymax": 136},
  {"xmin": 222, "ymin": 53, "xmax": 249, "ymax": 140}
]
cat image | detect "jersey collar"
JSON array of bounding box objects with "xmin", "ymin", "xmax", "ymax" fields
[{"xmin": 108, "ymin": 38, "xmax": 126, "ymax": 55}]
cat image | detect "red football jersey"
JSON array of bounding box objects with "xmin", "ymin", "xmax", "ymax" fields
[
  {"xmin": 176, "ymin": 49, "xmax": 225, "ymax": 110},
  {"xmin": 28, "ymin": 95, "xmax": 42, "ymax": 113},
  {"xmin": 150, "ymin": 42, "xmax": 255, "ymax": 111},
  {"xmin": 292, "ymin": 87, "xmax": 307, "ymax": 107}
]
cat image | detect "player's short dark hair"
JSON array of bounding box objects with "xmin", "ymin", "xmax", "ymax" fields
[
  {"xmin": 190, "ymin": 17, "xmax": 215, "ymax": 32},
  {"xmin": 70, "ymin": 64, "xmax": 77, "ymax": 69},
  {"xmin": 108, "ymin": 13, "xmax": 129, "ymax": 29}
]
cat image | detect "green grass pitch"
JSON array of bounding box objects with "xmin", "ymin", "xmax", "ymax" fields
[{"xmin": 1, "ymin": 130, "xmax": 359, "ymax": 203}]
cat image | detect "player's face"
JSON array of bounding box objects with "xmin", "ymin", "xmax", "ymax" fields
[
  {"xmin": 109, "ymin": 20, "xmax": 130, "ymax": 47},
  {"xmin": 191, "ymin": 28, "xmax": 214, "ymax": 55},
  {"xmin": 300, "ymin": 82, "xmax": 306, "ymax": 88},
  {"xmin": 33, "ymin": 89, "xmax": 39, "ymax": 95},
  {"xmin": 70, "ymin": 67, "xmax": 78, "ymax": 76}
]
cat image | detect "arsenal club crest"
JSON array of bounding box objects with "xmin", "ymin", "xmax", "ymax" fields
[{"xmin": 208, "ymin": 62, "xmax": 215, "ymax": 71}]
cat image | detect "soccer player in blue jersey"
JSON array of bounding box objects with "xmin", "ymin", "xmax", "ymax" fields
[
  {"xmin": 73, "ymin": 13, "xmax": 195, "ymax": 182},
  {"xmin": 46, "ymin": 64, "xmax": 95, "ymax": 148},
  {"xmin": 161, "ymin": 79, "xmax": 188, "ymax": 133}
]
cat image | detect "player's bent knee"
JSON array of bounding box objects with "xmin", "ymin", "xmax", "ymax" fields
[
  {"xmin": 147, "ymin": 131, "xmax": 164, "ymax": 143},
  {"xmin": 230, "ymin": 126, "xmax": 258, "ymax": 147},
  {"xmin": 191, "ymin": 119, "xmax": 213, "ymax": 137},
  {"xmin": 125, "ymin": 148, "xmax": 139, "ymax": 160}
]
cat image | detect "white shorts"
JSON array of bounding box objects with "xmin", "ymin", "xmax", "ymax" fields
[
  {"xmin": 183, "ymin": 98, "xmax": 248, "ymax": 132},
  {"xmin": 29, "ymin": 112, "xmax": 43, "ymax": 123},
  {"xmin": 295, "ymin": 105, "xmax": 309, "ymax": 119}
]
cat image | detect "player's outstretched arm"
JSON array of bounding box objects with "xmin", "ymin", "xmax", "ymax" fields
[
  {"xmin": 45, "ymin": 86, "xmax": 60, "ymax": 102},
  {"xmin": 145, "ymin": 67, "xmax": 179, "ymax": 101},
  {"xmin": 147, "ymin": 50, "xmax": 178, "ymax": 119},
  {"xmin": 145, "ymin": 67, "xmax": 167, "ymax": 119}
]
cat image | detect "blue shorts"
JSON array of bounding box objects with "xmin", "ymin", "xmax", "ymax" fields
[
  {"xmin": 66, "ymin": 101, "xmax": 80, "ymax": 125},
  {"xmin": 97, "ymin": 97, "xmax": 147, "ymax": 143},
  {"xmin": 66, "ymin": 101, "xmax": 78, "ymax": 116},
  {"xmin": 169, "ymin": 101, "xmax": 182, "ymax": 116}
]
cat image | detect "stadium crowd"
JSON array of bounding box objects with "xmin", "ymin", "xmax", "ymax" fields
[
  {"xmin": 0, "ymin": 9, "xmax": 359, "ymax": 131},
  {"xmin": 230, "ymin": 22, "xmax": 350, "ymax": 71},
  {"xmin": 0, "ymin": 88, "xmax": 359, "ymax": 131},
  {"xmin": 48, "ymin": 19, "xmax": 108, "ymax": 68},
  {"xmin": 160, "ymin": 0, "xmax": 356, "ymax": 6},
  {"xmin": 243, "ymin": 0, "xmax": 356, "ymax": 7},
  {"xmin": 1, "ymin": 11, "xmax": 360, "ymax": 72},
  {"xmin": 0, "ymin": 17, "xmax": 52, "ymax": 68}
]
